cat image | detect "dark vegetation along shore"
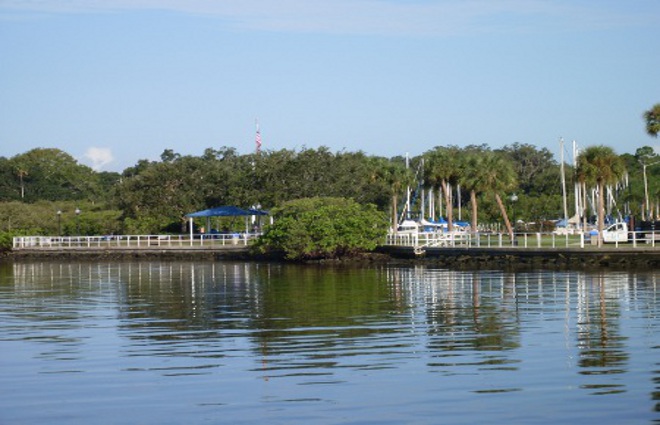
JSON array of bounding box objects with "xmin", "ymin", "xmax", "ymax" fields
[{"xmin": 6, "ymin": 244, "xmax": 659, "ymax": 271}]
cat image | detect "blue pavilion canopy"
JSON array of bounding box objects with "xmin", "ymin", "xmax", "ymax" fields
[{"xmin": 185, "ymin": 206, "xmax": 268, "ymax": 218}]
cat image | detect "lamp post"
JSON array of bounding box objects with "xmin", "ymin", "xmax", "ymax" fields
[
  {"xmin": 510, "ymin": 194, "xmax": 518, "ymax": 233},
  {"xmin": 57, "ymin": 210, "xmax": 62, "ymax": 236},
  {"xmin": 75, "ymin": 208, "xmax": 81, "ymax": 235}
]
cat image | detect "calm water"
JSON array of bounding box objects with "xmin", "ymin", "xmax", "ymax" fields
[{"xmin": 0, "ymin": 260, "xmax": 658, "ymax": 425}]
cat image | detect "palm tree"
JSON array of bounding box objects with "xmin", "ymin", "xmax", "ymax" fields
[
  {"xmin": 576, "ymin": 146, "xmax": 626, "ymax": 246},
  {"xmin": 15, "ymin": 167, "xmax": 28, "ymax": 199},
  {"xmin": 371, "ymin": 158, "xmax": 415, "ymax": 233},
  {"xmin": 635, "ymin": 147, "xmax": 660, "ymax": 220},
  {"xmin": 461, "ymin": 154, "xmax": 483, "ymax": 234},
  {"xmin": 424, "ymin": 147, "xmax": 461, "ymax": 232},
  {"xmin": 462, "ymin": 152, "xmax": 517, "ymax": 238},
  {"xmin": 487, "ymin": 155, "xmax": 518, "ymax": 239},
  {"xmin": 644, "ymin": 103, "xmax": 660, "ymax": 137}
]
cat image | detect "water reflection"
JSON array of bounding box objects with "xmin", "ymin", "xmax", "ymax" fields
[{"xmin": 0, "ymin": 261, "xmax": 658, "ymax": 424}]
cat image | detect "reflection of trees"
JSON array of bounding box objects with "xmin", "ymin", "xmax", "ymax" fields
[
  {"xmin": 5, "ymin": 262, "xmax": 125, "ymax": 363},
  {"xmin": 249, "ymin": 266, "xmax": 409, "ymax": 372},
  {"xmin": 115, "ymin": 262, "xmax": 267, "ymax": 340},
  {"xmin": 575, "ymin": 273, "xmax": 629, "ymax": 394},
  {"xmin": 7, "ymin": 261, "xmax": 267, "ymax": 343},
  {"xmin": 4, "ymin": 260, "xmax": 655, "ymax": 403},
  {"xmin": 654, "ymin": 368, "xmax": 660, "ymax": 414},
  {"xmin": 253, "ymin": 266, "xmax": 395, "ymax": 330},
  {"xmin": 396, "ymin": 269, "xmax": 521, "ymax": 371},
  {"xmin": 469, "ymin": 272, "xmax": 519, "ymax": 351}
]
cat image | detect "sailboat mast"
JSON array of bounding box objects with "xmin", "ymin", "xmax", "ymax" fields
[
  {"xmin": 560, "ymin": 138, "xmax": 568, "ymax": 223},
  {"xmin": 573, "ymin": 140, "xmax": 581, "ymax": 230},
  {"xmin": 405, "ymin": 152, "xmax": 411, "ymax": 220}
]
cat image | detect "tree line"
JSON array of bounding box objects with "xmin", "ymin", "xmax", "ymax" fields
[{"xmin": 0, "ymin": 141, "xmax": 657, "ymax": 240}]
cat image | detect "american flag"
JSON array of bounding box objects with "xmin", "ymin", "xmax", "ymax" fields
[{"xmin": 255, "ymin": 122, "xmax": 262, "ymax": 154}]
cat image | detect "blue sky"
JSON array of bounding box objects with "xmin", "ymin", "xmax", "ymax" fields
[{"xmin": 1, "ymin": 1, "xmax": 659, "ymax": 172}]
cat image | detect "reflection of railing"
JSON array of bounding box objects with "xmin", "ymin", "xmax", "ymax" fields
[
  {"xmin": 386, "ymin": 230, "xmax": 660, "ymax": 251},
  {"xmin": 12, "ymin": 233, "xmax": 261, "ymax": 249}
]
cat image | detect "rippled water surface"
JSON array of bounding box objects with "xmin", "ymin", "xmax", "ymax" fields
[{"xmin": 0, "ymin": 261, "xmax": 658, "ymax": 424}]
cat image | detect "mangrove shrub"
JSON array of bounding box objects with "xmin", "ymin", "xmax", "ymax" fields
[{"xmin": 255, "ymin": 197, "xmax": 389, "ymax": 261}]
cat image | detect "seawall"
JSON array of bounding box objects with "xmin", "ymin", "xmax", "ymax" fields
[
  {"xmin": 378, "ymin": 245, "xmax": 660, "ymax": 270},
  {"xmin": 5, "ymin": 245, "xmax": 660, "ymax": 270},
  {"xmin": 5, "ymin": 246, "xmax": 262, "ymax": 261}
]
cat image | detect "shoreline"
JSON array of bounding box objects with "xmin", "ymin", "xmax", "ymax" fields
[{"xmin": 3, "ymin": 244, "xmax": 659, "ymax": 271}]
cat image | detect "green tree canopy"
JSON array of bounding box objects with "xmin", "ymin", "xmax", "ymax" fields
[
  {"xmin": 115, "ymin": 152, "xmax": 209, "ymax": 233},
  {"xmin": 464, "ymin": 151, "xmax": 518, "ymax": 236},
  {"xmin": 644, "ymin": 103, "xmax": 660, "ymax": 137},
  {"xmin": 0, "ymin": 141, "xmax": 650, "ymax": 239},
  {"xmin": 498, "ymin": 143, "xmax": 559, "ymax": 196},
  {"xmin": 369, "ymin": 157, "xmax": 415, "ymax": 231},
  {"xmin": 255, "ymin": 197, "xmax": 389, "ymax": 261},
  {"xmin": 576, "ymin": 145, "xmax": 626, "ymax": 245},
  {"xmin": 4, "ymin": 148, "xmax": 101, "ymax": 202},
  {"xmin": 423, "ymin": 146, "xmax": 462, "ymax": 231}
]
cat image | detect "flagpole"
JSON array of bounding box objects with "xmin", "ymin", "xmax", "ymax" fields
[{"xmin": 255, "ymin": 119, "xmax": 262, "ymax": 154}]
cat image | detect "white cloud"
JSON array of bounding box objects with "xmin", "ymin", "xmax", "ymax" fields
[
  {"xmin": 0, "ymin": 0, "xmax": 655, "ymax": 36},
  {"xmin": 84, "ymin": 147, "xmax": 114, "ymax": 171}
]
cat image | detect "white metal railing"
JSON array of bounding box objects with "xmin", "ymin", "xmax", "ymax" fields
[
  {"xmin": 12, "ymin": 230, "xmax": 660, "ymax": 251},
  {"xmin": 385, "ymin": 230, "xmax": 660, "ymax": 250},
  {"xmin": 12, "ymin": 233, "xmax": 261, "ymax": 250}
]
